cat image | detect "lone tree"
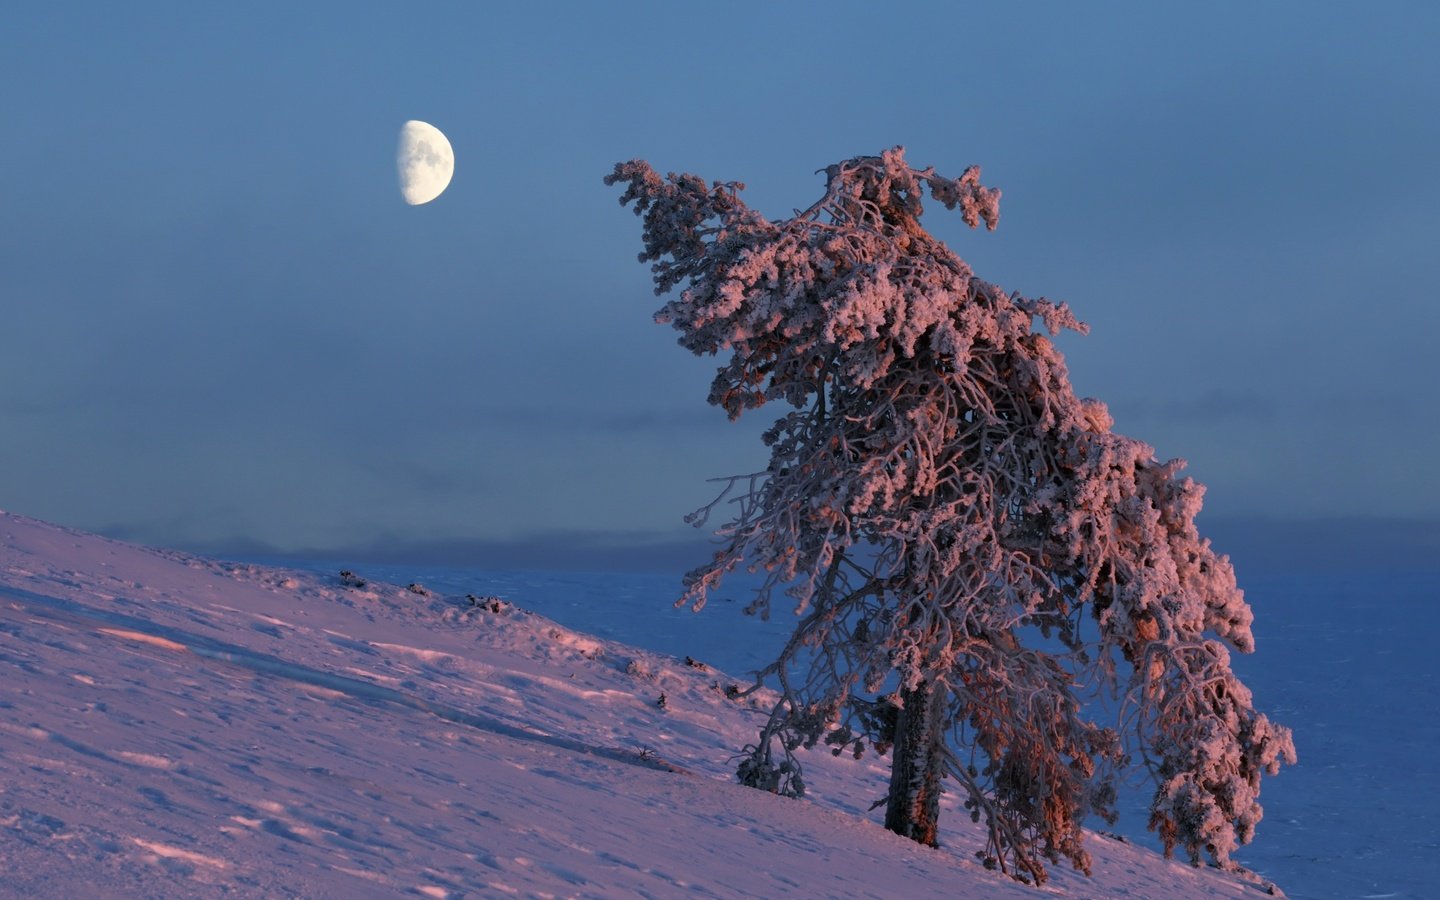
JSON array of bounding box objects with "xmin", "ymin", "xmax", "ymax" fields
[{"xmin": 607, "ymin": 148, "xmax": 1294, "ymax": 884}]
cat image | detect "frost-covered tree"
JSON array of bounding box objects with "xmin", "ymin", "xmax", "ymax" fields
[{"xmin": 607, "ymin": 148, "xmax": 1294, "ymax": 884}]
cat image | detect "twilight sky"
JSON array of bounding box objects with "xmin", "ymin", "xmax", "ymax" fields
[{"xmin": 3, "ymin": 3, "xmax": 1438, "ymax": 569}]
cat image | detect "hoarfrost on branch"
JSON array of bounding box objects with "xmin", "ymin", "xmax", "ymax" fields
[{"xmin": 607, "ymin": 148, "xmax": 1294, "ymax": 885}]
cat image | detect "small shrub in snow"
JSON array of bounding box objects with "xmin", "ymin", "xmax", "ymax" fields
[
  {"xmin": 609, "ymin": 148, "xmax": 1295, "ymax": 884},
  {"xmin": 625, "ymin": 658, "xmax": 656, "ymax": 681},
  {"xmin": 467, "ymin": 595, "xmax": 511, "ymax": 614},
  {"xmin": 338, "ymin": 570, "xmax": 366, "ymax": 588},
  {"xmin": 736, "ymin": 749, "xmax": 804, "ymax": 798}
]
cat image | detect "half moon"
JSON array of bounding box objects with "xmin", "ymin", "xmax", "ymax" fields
[{"xmin": 397, "ymin": 120, "xmax": 454, "ymax": 205}]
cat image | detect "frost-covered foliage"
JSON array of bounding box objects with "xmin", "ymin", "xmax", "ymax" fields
[{"xmin": 607, "ymin": 148, "xmax": 1294, "ymax": 884}]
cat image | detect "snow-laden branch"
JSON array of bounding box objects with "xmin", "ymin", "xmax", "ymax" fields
[{"xmin": 608, "ymin": 146, "xmax": 1294, "ymax": 884}]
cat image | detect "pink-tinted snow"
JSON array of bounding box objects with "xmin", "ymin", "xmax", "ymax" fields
[{"xmin": 0, "ymin": 511, "xmax": 1280, "ymax": 897}]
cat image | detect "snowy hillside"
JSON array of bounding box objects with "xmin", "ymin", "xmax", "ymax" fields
[{"xmin": 0, "ymin": 510, "xmax": 1282, "ymax": 898}]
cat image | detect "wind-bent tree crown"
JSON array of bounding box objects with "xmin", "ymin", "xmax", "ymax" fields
[{"xmin": 607, "ymin": 148, "xmax": 1294, "ymax": 885}]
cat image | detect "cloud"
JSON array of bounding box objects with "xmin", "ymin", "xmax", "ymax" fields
[
  {"xmin": 164, "ymin": 516, "xmax": 1440, "ymax": 579},
  {"xmin": 1204, "ymin": 516, "xmax": 1440, "ymax": 575},
  {"xmin": 472, "ymin": 406, "xmax": 723, "ymax": 436},
  {"xmin": 237, "ymin": 529, "xmax": 717, "ymax": 574},
  {"xmin": 1109, "ymin": 390, "xmax": 1277, "ymax": 426}
]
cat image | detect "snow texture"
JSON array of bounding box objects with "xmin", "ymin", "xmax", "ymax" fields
[{"xmin": 0, "ymin": 510, "xmax": 1284, "ymax": 898}]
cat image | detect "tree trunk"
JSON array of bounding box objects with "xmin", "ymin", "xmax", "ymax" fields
[{"xmin": 884, "ymin": 680, "xmax": 947, "ymax": 846}]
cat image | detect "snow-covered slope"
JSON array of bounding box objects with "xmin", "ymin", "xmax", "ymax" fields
[{"xmin": 0, "ymin": 511, "xmax": 1281, "ymax": 898}]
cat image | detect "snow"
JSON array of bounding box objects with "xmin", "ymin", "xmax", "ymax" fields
[{"xmin": 0, "ymin": 508, "xmax": 1400, "ymax": 897}]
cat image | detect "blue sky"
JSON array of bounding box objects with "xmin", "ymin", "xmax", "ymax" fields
[{"xmin": 3, "ymin": 3, "xmax": 1438, "ymax": 569}]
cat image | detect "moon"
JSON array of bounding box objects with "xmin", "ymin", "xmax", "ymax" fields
[{"xmin": 397, "ymin": 120, "xmax": 454, "ymax": 205}]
